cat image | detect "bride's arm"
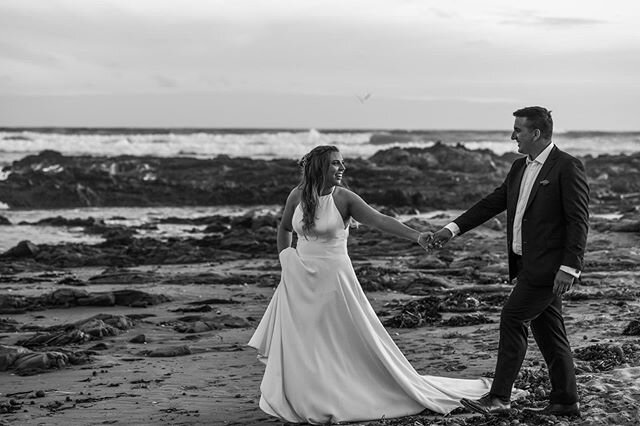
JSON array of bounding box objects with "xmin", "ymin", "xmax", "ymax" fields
[
  {"xmin": 277, "ymin": 187, "xmax": 301, "ymax": 253},
  {"xmin": 343, "ymin": 189, "xmax": 421, "ymax": 242}
]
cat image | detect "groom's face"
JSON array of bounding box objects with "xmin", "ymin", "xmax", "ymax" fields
[{"xmin": 511, "ymin": 116, "xmax": 539, "ymax": 156}]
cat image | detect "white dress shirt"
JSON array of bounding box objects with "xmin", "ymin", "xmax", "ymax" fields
[
  {"xmin": 511, "ymin": 143, "xmax": 553, "ymax": 255},
  {"xmin": 444, "ymin": 142, "xmax": 580, "ymax": 278}
]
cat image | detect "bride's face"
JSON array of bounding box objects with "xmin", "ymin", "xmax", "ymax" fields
[{"xmin": 324, "ymin": 151, "xmax": 346, "ymax": 187}]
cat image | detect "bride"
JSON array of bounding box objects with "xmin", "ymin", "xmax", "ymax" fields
[{"xmin": 248, "ymin": 145, "xmax": 495, "ymax": 424}]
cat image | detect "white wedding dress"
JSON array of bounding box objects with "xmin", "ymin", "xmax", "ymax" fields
[{"xmin": 248, "ymin": 191, "xmax": 493, "ymax": 424}]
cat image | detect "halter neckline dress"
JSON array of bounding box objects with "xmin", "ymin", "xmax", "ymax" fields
[{"xmin": 248, "ymin": 191, "xmax": 493, "ymax": 424}]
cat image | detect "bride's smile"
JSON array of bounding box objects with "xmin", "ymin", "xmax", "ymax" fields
[{"xmin": 324, "ymin": 151, "xmax": 346, "ymax": 188}]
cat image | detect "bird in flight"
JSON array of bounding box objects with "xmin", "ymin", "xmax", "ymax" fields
[{"xmin": 356, "ymin": 93, "xmax": 372, "ymax": 103}]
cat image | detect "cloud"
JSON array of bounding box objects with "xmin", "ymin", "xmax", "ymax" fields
[
  {"xmin": 501, "ymin": 15, "xmax": 605, "ymax": 27},
  {"xmin": 0, "ymin": 0, "xmax": 638, "ymax": 129},
  {"xmin": 0, "ymin": 40, "xmax": 60, "ymax": 66},
  {"xmin": 154, "ymin": 75, "xmax": 179, "ymax": 89}
]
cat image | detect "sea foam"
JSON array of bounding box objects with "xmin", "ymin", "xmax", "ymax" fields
[{"xmin": 1, "ymin": 129, "xmax": 638, "ymax": 168}]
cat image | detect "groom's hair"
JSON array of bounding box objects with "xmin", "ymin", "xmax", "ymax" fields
[{"xmin": 513, "ymin": 106, "xmax": 553, "ymax": 140}]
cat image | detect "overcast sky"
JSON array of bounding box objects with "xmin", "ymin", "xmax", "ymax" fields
[{"xmin": 0, "ymin": 0, "xmax": 638, "ymax": 130}]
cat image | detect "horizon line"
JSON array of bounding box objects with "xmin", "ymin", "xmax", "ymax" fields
[{"xmin": 2, "ymin": 126, "xmax": 639, "ymax": 134}]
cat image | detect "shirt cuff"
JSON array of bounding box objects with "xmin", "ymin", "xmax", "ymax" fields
[
  {"xmin": 559, "ymin": 265, "xmax": 581, "ymax": 278},
  {"xmin": 444, "ymin": 222, "xmax": 460, "ymax": 237}
]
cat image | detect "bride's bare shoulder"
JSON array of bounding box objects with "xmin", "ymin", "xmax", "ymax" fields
[
  {"xmin": 334, "ymin": 186, "xmax": 355, "ymax": 196},
  {"xmin": 333, "ymin": 186, "xmax": 360, "ymax": 212},
  {"xmin": 286, "ymin": 186, "xmax": 303, "ymax": 204},
  {"xmin": 334, "ymin": 186, "xmax": 360, "ymax": 202}
]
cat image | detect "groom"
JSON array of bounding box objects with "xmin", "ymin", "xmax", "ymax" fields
[{"xmin": 429, "ymin": 106, "xmax": 589, "ymax": 416}]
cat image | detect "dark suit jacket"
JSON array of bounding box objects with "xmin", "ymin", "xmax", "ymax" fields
[{"xmin": 453, "ymin": 145, "xmax": 590, "ymax": 285}]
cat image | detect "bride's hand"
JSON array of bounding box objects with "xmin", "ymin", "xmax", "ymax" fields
[{"xmin": 417, "ymin": 232, "xmax": 434, "ymax": 252}]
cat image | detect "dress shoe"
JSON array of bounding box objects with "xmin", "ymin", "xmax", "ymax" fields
[
  {"xmin": 460, "ymin": 393, "xmax": 511, "ymax": 414},
  {"xmin": 526, "ymin": 402, "xmax": 580, "ymax": 417}
]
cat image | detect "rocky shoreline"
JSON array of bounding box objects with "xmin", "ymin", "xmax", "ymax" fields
[
  {"xmin": 1, "ymin": 144, "xmax": 639, "ymax": 214},
  {"xmin": 1, "ymin": 146, "xmax": 639, "ymax": 425}
]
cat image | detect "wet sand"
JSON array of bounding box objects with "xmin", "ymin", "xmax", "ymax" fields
[
  {"xmin": 2, "ymin": 146, "xmax": 640, "ymax": 425},
  {"xmin": 1, "ymin": 212, "xmax": 639, "ymax": 426}
]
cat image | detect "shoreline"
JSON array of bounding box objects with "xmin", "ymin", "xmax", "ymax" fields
[{"xmin": 1, "ymin": 145, "xmax": 639, "ymax": 212}]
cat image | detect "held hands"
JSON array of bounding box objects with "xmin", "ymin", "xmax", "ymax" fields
[
  {"xmin": 417, "ymin": 232, "xmax": 434, "ymax": 251},
  {"xmin": 417, "ymin": 228, "xmax": 453, "ymax": 252},
  {"xmin": 429, "ymin": 228, "xmax": 453, "ymax": 249}
]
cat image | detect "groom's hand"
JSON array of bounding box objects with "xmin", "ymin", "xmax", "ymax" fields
[
  {"xmin": 430, "ymin": 228, "xmax": 453, "ymax": 249},
  {"xmin": 553, "ymin": 269, "xmax": 575, "ymax": 296}
]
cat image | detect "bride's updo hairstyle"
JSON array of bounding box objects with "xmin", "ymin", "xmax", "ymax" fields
[{"xmin": 298, "ymin": 145, "xmax": 340, "ymax": 236}]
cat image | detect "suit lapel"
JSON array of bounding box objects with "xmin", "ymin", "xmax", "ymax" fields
[
  {"xmin": 525, "ymin": 146, "xmax": 559, "ymax": 212},
  {"xmin": 508, "ymin": 157, "xmax": 527, "ymax": 214}
]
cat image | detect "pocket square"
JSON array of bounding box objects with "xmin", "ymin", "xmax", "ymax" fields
[{"xmin": 540, "ymin": 180, "xmax": 550, "ymax": 186}]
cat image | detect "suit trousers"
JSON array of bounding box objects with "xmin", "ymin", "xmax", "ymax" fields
[{"xmin": 489, "ymin": 261, "xmax": 578, "ymax": 404}]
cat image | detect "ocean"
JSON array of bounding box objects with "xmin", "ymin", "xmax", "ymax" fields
[{"xmin": 1, "ymin": 128, "xmax": 640, "ymax": 169}]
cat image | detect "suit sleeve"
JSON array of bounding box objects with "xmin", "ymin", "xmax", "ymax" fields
[
  {"xmin": 561, "ymin": 157, "xmax": 590, "ymax": 271},
  {"xmin": 454, "ymin": 176, "xmax": 508, "ymax": 234}
]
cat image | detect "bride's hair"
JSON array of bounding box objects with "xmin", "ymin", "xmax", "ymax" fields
[{"xmin": 298, "ymin": 145, "xmax": 340, "ymax": 235}]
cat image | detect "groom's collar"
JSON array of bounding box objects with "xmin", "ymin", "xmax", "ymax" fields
[{"xmin": 527, "ymin": 142, "xmax": 554, "ymax": 165}]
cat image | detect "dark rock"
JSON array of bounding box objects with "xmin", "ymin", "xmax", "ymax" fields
[
  {"xmin": 57, "ymin": 276, "xmax": 87, "ymax": 286},
  {"xmin": 370, "ymin": 142, "xmax": 502, "ymax": 174},
  {"xmin": 622, "ymin": 320, "xmax": 640, "ymax": 336},
  {"xmin": 99, "ymin": 228, "xmax": 136, "ymax": 245},
  {"xmin": 0, "ymin": 289, "xmax": 167, "ymax": 313},
  {"xmin": 45, "ymin": 288, "xmax": 89, "ymax": 306},
  {"xmin": 76, "ymin": 293, "xmax": 116, "ymax": 306},
  {"xmin": 76, "ymin": 314, "xmax": 134, "ymax": 331},
  {"xmin": 441, "ymin": 313, "xmax": 493, "ymax": 327},
  {"xmin": 145, "ymin": 345, "xmax": 191, "ymax": 357},
  {"xmin": 0, "ymin": 240, "xmax": 39, "ymax": 258},
  {"xmin": 30, "ymin": 216, "xmax": 105, "ymax": 228},
  {"xmin": 16, "ymin": 314, "xmax": 133, "ymax": 348},
  {"xmin": 0, "ymin": 344, "xmax": 31, "ymax": 371},
  {"xmin": 0, "ymin": 148, "xmax": 638, "ymax": 215},
  {"xmin": 17, "ymin": 329, "xmax": 91, "ymax": 348},
  {"xmin": 88, "ymin": 343, "xmax": 109, "ymax": 351},
  {"xmin": 112, "ymin": 289, "xmax": 170, "ymax": 307},
  {"xmin": 129, "ymin": 334, "xmax": 147, "ymax": 344},
  {"xmin": 0, "ymin": 344, "xmax": 90, "ymax": 375},
  {"xmin": 186, "ymin": 298, "xmax": 240, "ymax": 305},
  {"xmin": 173, "ymin": 314, "xmax": 251, "ymax": 332},
  {"xmin": 169, "ymin": 305, "xmax": 214, "ymax": 313},
  {"xmin": 88, "ymin": 267, "xmax": 157, "ymax": 284}
]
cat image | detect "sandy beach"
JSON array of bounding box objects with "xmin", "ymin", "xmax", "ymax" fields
[{"xmin": 1, "ymin": 146, "xmax": 640, "ymax": 425}]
